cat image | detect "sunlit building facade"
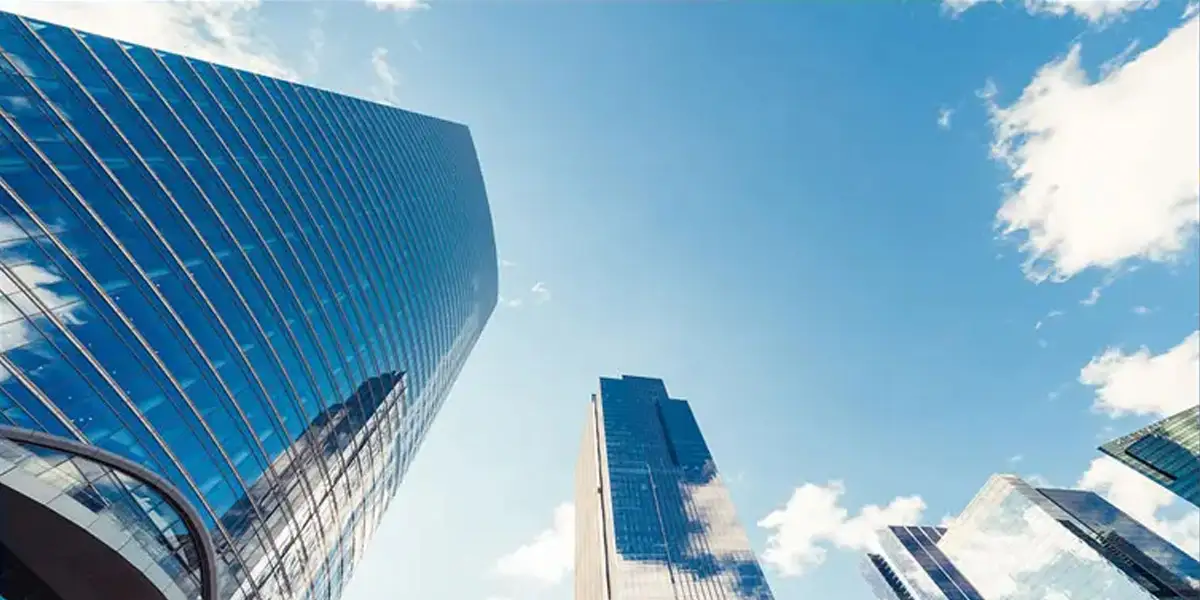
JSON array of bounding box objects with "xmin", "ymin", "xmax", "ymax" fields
[
  {"xmin": 574, "ymin": 375, "xmax": 775, "ymax": 600},
  {"xmin": 861, "ymin": 526, "xmax": 983, "ymax": 600},
  {"xmin": 1100, "ymin": 406, "xmax": 1200, "ymax": 509},
  {"xmin": 0, "ymin": 10, "xmax": 497, "ymax": 600},
  {"xmin": 917, "ymin": 475, "xmax": 1200, "ymax": 600}
]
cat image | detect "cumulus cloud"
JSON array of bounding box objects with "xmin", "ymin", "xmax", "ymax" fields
[
  {"xmin": 370, "ymin": 47, "xmax": 400, "ymax": 105},
  {"xmin": 1078, "ymin": 457, "xmax": 1200, "ymax": 558},
  {"xmin": 531, "ymin": 282, "xmax": 551, "ymax": 304},
  {"xmin": 988, "ymin": 16, "xmax": 1200, "ymax": 282},
  {"xmin": 494, "ymin": 503, "xmax": 575, "ymax": 586},
  {"xmin": 757, "ymin": 481, "xmax": 925, "ymax": 577},
  {"xmin": 1079, "ymin": 330, "xmax": 1199, "ymax": 418},
  {"xmin": 0, "ymin": 0, "xmax": 295, "ymax": 79}
]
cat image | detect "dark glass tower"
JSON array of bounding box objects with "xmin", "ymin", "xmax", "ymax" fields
[
  {"xmin": 863, "ymin": 475, "xmax": 1200, "ymax": 599},
  {"xmin": 0, "ymin": 11, "xmax": 497, "ymax": 600},
  {"xmin": 574, "ymin": 375, "xmax": 774, "ymax": 600},
  {"xmin": 1100, "ymin": 406, "xmax": 1200, "ymax": 509}
]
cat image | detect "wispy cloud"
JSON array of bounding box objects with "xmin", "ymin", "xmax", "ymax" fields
[
  {"xmin": 941, "ymin": 0, "xmax": 999, "ymax": 18},
  {"xmin": 758, "ymin": 481, "xmax": 925, "ymax": 577},
  {"xmin": 493, "ymin": 503, "xmax": 575, "ymax": 586},
  {"xmin": 368, "ymin": 0, "xmax": 430, "ymax": 11},
  {"xmin": 303, "ymin": 7, "xmax": 326, "ymax": 76},
  {"xmin": 937, "ymin": 107, "xmax": 954, "ymax": 129},
  {"xmin": 370, "ymin": 47, "xmax": 400, "ymax": 105},
  {"xmin": 1131, "ymin": 305, "xmax": 1151, "ymax": 315},
  {"xmin": 531, "ymin": 282, "xmax": 551, "ymax": 304},
  {"xmin": 944, "ymin": 0, "xmax": 1157, "ymax": 22},
  {"xmin": 500, "ymin": 259, "xmax": 517, "ymax": 268},
  {"xmin": 988, "ymin": 16, "xmax": 1199, "ymax": 282},
  {"xmin": 0, "ymin": 0, "xmax": 295, "ymax": 79}
]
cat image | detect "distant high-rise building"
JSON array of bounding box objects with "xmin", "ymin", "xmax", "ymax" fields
[
  {"xmin": 1100, "ymin": 406, "xmax": 1200, "ymax": 508},
  {"xmin": 861, "ymin": 526, "xmax": 984, "ymax": 600},
  {"xmin": 0, "ymin": 10, "xmax": 496, "ymax": 600},
  {"xmin": 574, "ymin": 375, "xmax": 775, "ymax": 600}
]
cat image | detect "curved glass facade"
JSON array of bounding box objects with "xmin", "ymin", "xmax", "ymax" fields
[
  {"xmin": 0, "ymin": 10, "xmax": 497, "ymax": 600},
  {"xmin": 0, "ymin": 431, "xmax": 210, "ymax": 600}
]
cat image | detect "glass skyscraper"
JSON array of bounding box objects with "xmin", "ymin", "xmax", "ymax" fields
[
  {"xmin": 1100, "ymin": 406, "xmax": 1200, "ymax": 508},
  {"xmin": 574, "ymin": 375, "xmax": 775, "ymax": 600},
  {"xmin": 862, "ymin": 475, "xmax": 1200, "ymax": 599},
  {"xmin": 0, "ymin": 11, "xmax": 497, "ymax": 600},
  {"xmin": 861, "ymin": 526, "xmax": 984, "ymax": 600}
]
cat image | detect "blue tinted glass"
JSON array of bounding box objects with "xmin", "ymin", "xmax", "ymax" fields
[{"xmin": 0, "ymin": 11, "xmax": 496, "ymax": 600}]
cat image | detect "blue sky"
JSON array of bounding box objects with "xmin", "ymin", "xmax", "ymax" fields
[{"xmin": 5, "ymin": 0, "xmax": 1196, "ymax": 598}]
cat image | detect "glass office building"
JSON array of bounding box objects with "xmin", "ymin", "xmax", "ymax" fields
[
  {"xmin": 574, "ymin": 375, "xmax": 775, "ymax": 600},
  {"xmin": 0, "ymin": 10, "xmax": 497, "ymax": 600},
  {"xmin": 1100, "ymin": 406, "xmax": 1200, "ymax": 508},
  {"xmin": 861, "ymin": 526, "xmax": 984, "ymax": 600},
  {"xmin": 933, "ymin": 475, "xmax": 1200, "ymax": 600}
]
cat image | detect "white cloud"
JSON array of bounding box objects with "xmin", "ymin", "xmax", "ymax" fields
[
  {"xmin": 370, "ymin": 47, "xmax": 400, "ymax": 105},
  {"xmin": 1080, "ymin": 286, "xmax": 1103, "ymax": 306},
  {"xmin": 1009, "ymin": 454, "xmax": 1025, "ymax": 464},
  {"xmin": 989, "ymin": 17, "xmax": 1200, "ymax": 282},
  {"xmin": 531, "ymin": 282, "xmax": 551, "ymax": 304},
  {"xmin": 944, "ymin": 0, "xmax": 1157, "ymax": 22},
  {"xmin": 0, "ymin": 0, "xmax": 295, "ymax": 80},
  {"xmin": 1186, "ymin": 1, "xmax": 1199, "ymax": 19},
  {"xmin": 1132, "ymin": 305, "xmax": 1151, "ymax": 315},
  {"xmin": 1079, "ymin": 330, "xmax": 1199, "ymax": 418},
  {"xmin": 1078, "ymin": 457, "xmax": 1200, "ymax": 558},
  {"xmin": 757, "ymin": 481, "xmax": 925, "ymax": 577},
  {"xmin": 500, "ymin": 259, "xmax": 517, "ymax": 268},
  {"xmin": 1024, "ymin": 0, "xmax": 1158, "ymax": 22},
  {"xmin": 368, "ymin": 0, "xmax": 430, "ymax": 11},
  {"xmin": 0, "ymin": 219, "xmax": 88, "ymax": 381},
  {"xmin": 937, "ymin": 107, "xmax": 955, "ymax": 129},
  {"xmin": 494, "ymin": 503, "xmax": 574, "ymax": 586},
  {"xmin": 942, "ymin": 0, "xmax": 1000, "ymax": 17}
]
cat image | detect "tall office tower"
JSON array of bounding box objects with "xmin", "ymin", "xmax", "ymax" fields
[
  {"xmin": 574, "ymin": 375, "xmax": 775, "ymax": 600},
  {"xmin": 0, "ymin": 11, "xmax": 497, "ymax": 600},
  {"xmin": 862, "ymin": 475, "xmax": 1200, "ymax": 599},
  {"xmin": 860, "ymin": 526, "xmax": 984, "ymax": 600},
  {"xmin": 1100, "ymin": 406, "xmax": 1200, "ymax": 508}
]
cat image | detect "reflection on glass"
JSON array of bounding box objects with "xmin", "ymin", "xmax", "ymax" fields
[
  {"xmin": 0, "ymin": 9, "xmax": 497, "ymax": 600},
  {"xmin": 937, "ymin": 475, "xmax": 1198, "ymax": 600},
  {"xmin": 0, "ymin": 435, "xmax": 203, "ymax": 599},
  {"xmin": 1101, "ymin": 406, "xmax": 1200, "ymax": 509},
  {"xmin": 575, "ymin": 376, "xmax": 775, "ymax": 600}
]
